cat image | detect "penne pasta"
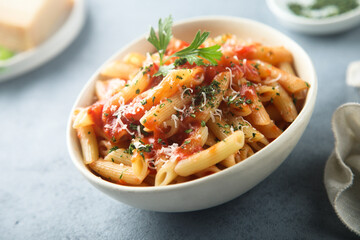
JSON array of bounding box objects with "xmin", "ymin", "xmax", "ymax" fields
[
  {"xmin": 175, "ymin": 131, "xmax": 245, "ymax": 176},
  {"xmin": 73, "ymin": 28, "xmax": 309, "ymax": 187},
  {"xmin": 78, "ymin": 126, "xmax": 99, "ymax": 164},
  {"xmin": 90, "ymin": 160, "xmax": 143, "ymax": 185}
]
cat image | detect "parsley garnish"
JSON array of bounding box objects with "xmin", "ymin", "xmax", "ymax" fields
[
  {"xmin": 184, "ymin": 140, "xmax": 191, "ymax": 145},
  {"xmin": 141, "ymin": 99, "xmax": 147, "ymax": 105},
  {"xmin": 185, "ymin": 129, "xmax": 193, "ymax": 134},
  {"xmin": 108, "ymin": 146, "xmax": 119, "ymax": 154},
  {"xmin": 201, "ymin": 120, "xmax": 206, "ymax": 127},
  {"xmin": 148, "ymin": 16, "xmax": 222, "ymax": 76}
]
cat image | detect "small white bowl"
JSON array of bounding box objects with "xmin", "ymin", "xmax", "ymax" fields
[
  {"xmin": 0, "ymin": 0, "xmax": 85, "ymax": 82},
  {"xmin": 67, "ymin": 16, "xmax": 318, "ymax": 212},
  {"xmin": 267, "ymin": 0, "xmax": 360, "ymax": 35}
]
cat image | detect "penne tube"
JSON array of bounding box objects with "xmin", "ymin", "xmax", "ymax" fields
[
  {"xmin": 104, "ymin": 148, "xmax": 132, "ymax": 165},
  {"xmin": 140, "ymin": 67, "xmax": 204, "ymax": 110},
  {"xmin": 279, "ymin": 62, "xmax": 295, "ymax": 75},
  {"xmin": 219, "ymin": 154, "xmax": 236, "ymax": 168},
  {"xmin": 95, "ymin": 79, "xmax": 126, "ymax": 101},
  {"xmin": 155, "ymin": 160, "xmax": 178, "ymax": 186},
  {"xmin": 256, "ymin": 85, "xmax": 279, "ymax": 102},
  {"xmin": 140, "ymin": 91, "xmax": 192, "ymax": 132},
  {"xmin": 100, "ymin": 61, "xmax": 139, "ymax": 80},
  {"xmin": 175, "ymin": 131, "xmax": 245, "ymax": 176},
  {"xmin": 248, "ymin": 137, "xmax": 269, "ymax": 152},
  {"xmin": 90, "ymin": 160, "xmax": 143, "ymax": 185},
  {"xmin": 272, "ymin": 83, "xmax": 298, "ymax": 122},
  {"xmin": 265, "ymin": 104, "xmax": 282, "ymax": 122},
  {"xmin": 123, "ymin": 53, "xmax": 146, "ymax": 67},
  {"xmin": 251, "ymin": 45, "xmax": 293, "ymax": 65},
  {"xmin": 78, "ymin": 126, "xmax": 99, "ymax": 164},
  {"xmin": 194, "ymin": 165, "xmax": 222, "ymax": 178},
  {"xmin": 246, "ymin": 103, "xmax": 271, "ymax": 126},
  {"xmin": 257, "ymin": 61, "xmax": 310, "ymax": 93},
  {"xmin": 226, "ymin": 114, "xmax": 264, "ymax": 142},
  {"xmin": 73, "ymin": 107, "xmax": 94, "ymax": 129},
  {"xmin": 237, "ymin": 143, "xmax": 254, "ymax": 162},
  {"xmin": 206, "ymin": 116, "xmax": 233, "ymax": 140},
  {"xmin": 205, "ymin": 129, "xmax": 217, "ymax": 146},
  {"xmin": 131, "ymin": 150, "xmax": 150, "ymax": 180},
  {"xmin": 254, "ymin": 121, "xmax": 283, "ymax": 139},
  {"xmin": 194, "ymin": 72, "xmax": 230, "ymax": 122}
]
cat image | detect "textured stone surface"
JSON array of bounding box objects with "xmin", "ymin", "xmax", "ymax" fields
[{"xmin": 1, "ymin": 0, "xmax": 359, "ymax": 239}]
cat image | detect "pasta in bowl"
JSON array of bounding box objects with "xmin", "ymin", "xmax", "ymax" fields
[{"xmin": 67, "ymin": 16, "xmax": 317, "ymax": 212}]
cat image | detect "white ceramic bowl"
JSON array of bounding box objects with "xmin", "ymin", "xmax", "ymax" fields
[
  {"xmin": 267, "ymin": 0, "xmax": 360, "ymax": 35},
  {"xmin": 67, "ymin": 16, "xmax": 318, "ymax": 212},
  {"xmin": 0, "ymin": 0, "xmax": 85, "ymax": 82}
]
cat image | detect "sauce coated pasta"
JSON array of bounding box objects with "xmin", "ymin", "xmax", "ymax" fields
[{"xmin": 73, "ymin": 18, "xmax": 310, "ymax": 187}]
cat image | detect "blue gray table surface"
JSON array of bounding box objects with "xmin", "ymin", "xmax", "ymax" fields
[{"xmin": 1, "ymin": 0, "xmax": 360, "ymax": 239}]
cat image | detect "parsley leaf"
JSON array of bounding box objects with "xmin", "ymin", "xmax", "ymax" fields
[
  {"xmin": 147, "ymin": 16, "xmax": 223, "ymax": 77},
  {"xmin": 147, "ymin": 15, "xmax": 173, "ymax": 65}
]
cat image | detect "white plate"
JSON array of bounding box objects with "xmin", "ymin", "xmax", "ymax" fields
[
  {"xmin": 0, "ymin": 0, "xmax": 85, "ymax": 82},
  {"xmin": 267, "ymin": 0, "xmax": 360, "ymax": 35}
]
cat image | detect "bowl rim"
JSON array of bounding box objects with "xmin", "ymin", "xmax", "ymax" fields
[
  {"xmin": 266, "ymin": 0, "xmax": 360, "ymax": 26},
  {"xmin": 67, "ymin": 15, "xmax": 318, "ymax": 193}
]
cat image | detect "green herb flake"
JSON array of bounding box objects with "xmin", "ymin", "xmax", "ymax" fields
[
  {"xmin": 108, "ymin": 146, "xmax": 119, "ymax": 154},
  {"xmin": 201, "ymin": 120, "xmax": 206, "ymax": 127},
  {"xmin": 185, "ymin": 129, "xmax": 193, "ymax": 134}
]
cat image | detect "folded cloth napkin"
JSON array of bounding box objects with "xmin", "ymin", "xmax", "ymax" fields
[{"xmin": 324, "ymin": 103, "xmax": 360, "ymax": 235}]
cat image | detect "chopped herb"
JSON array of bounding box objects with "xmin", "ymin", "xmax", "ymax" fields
[
  {"xmin": 245, "ymin": 99, "xmax": 252, "ymax": 104},
  {"xmin": 125, "ymin": 84, "xmax": 129, "ymax": 87},
  {"xmin": 119, "ymin": 169, "xmax": 128, "ymax": 179},
  {"xmin": 305, "ymin": 82, "xmax": 310, "ymax": 88},
  {"xmin": 152, "ymin": 96, "xmax": 156, "ymax": 104},
  {"xmin": 147, "ymin": 16, "xmax": 222, "ymax": 76},
  {"xmin": 135, "ymin": 89, "xmax": 140, "ymax": 94},
  {"xmin": 111, "ymin": 136, "xmax": 116, "ymax": 142},
  {"xmin": 247, "ymin": 81, "xmax": 253, "ymax": 86},
  {"xmin": 201, "ymin": 120, "xmax": 206, "ymax": 127},
  {"xmin": 185, "ymin": 129, "xmax": 193, "ymax": 134},
  {"xmin": 124, "ymin": 143, "xmax": 136, "ymax": 154},
  {"xmin": 104, "ymin": 113, "xmax": 109, "ymax": 117},
  {"xmin": 184, "ymin": 140, "xmax": 191, "ymax": 145},
  {"xmin": 158, "ymin": 138, "xmax": 162, "ymax": 143},
  {"xmin": 159, "ymin": 103, "xmax": 165, "ymax": 108},
  {"xmin": 276, "ymin": 92, "xmax": 280, "ymax": 96},
  {"xmin": 252, "ymin": 133, "xmax": 256, "ymax": 138},
  {"xmin": 88, "ymin": 131, "xmax": 91, "ymax": 134},
  {"xmin": 142, "ymin": 119, "xmax": 147, "ymax": 124},
  {"xmin": 166, "ymin": 98, "xmax": 173, "ymax": 103},
  {"xmin": 190, "ymin": 114, "xmax": 196, "ymax": 118},
  {"xmin": 154, "ymin": 113, "xmax": 158, "ymax": 117},
  {"xmin": 141, "ymin": 99, "xmax": 147, "ymax": 105},
  {"xmin": 109, "ymin": 146, "xmax": 119, "ymax": 154},
  {"xmin": 111, "ymin": 158, "xmax": 115, "ymax": 162}
]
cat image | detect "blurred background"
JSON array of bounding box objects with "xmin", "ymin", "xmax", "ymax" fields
[{"xmin": 0, "ymin": 0, "xmax": 359, "ymax": 239}]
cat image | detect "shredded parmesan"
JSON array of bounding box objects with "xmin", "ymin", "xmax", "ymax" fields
[
  {"xmin": 181, "ymin": 87, "xmax": 193, "ymax": 100},
  {"xmin": 171, "ymin": 114, "xmax": 179, "ymax": 128},
  {"xmin": 137, "ymin": 125, "xmax": 143, "ymax": 138},
  {"xmin": 201, "ymin": 92, "xmax": 207, "ymax": 107},
  {"xmin": 263, "ymin": 73, "xmax": 282, "ymax": 84},
  {"xmin": 226, "ymin": 67, "xmax": 237, "ymax": 94},
  {"xmin": 209, "ymin": 111, "xmax": 215, "ymax": 122},
  {"xmin": 174, "ymin": 105, "xmax": 186, "ymax": 113}
]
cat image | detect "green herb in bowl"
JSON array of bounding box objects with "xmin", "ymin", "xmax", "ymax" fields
[{"xmin": 288, "ymin": 0, "xmax": 359, "ymax": 19}]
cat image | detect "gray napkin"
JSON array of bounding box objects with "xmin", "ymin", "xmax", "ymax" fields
[{"xmin": 324, "ymin": 103, "xmax": 360, "ymax": 235}]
